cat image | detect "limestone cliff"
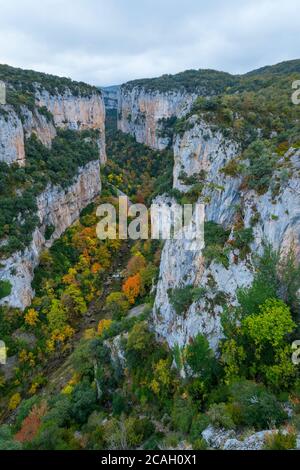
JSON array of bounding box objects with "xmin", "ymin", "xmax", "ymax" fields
[
  {"xmin": 35, "ymin": 88, "xmax": 106, "ymax": 163},
  {"xmin": 118, "ymin": 86, "xmax": 197, "ymax": 149},
  {"xmin": 0, "ymin": 68, "xmax": 107, "ymax": 309},
  {"xmin": 117, "ymin": 68, "xmax": 236, "ymax": 150},
  {"xmin": 118, "ymin": 64, "xmax": 300, "ymax": 352},
  {"xmin": 0, "ymin": 87, "xmax": 106, "ymax": 165},
  {"xmin": 0, "ymin": 160, "xmax": 101, "ymax": 310},
  {"xmin": 153, "ymin": 117, "xmax": 300, "ymax": 350},
  {"xmin": 0, "ymin": 107, "xmax": 25, "ymax": 165}
]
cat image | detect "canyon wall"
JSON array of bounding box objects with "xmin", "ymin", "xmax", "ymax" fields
[
  {"xmin": 36, "ymin": 88, "xmax": 106, "ymax": 163},
  {"xmin": 0, "ymin": 80, "xmax": 106, "ymax": 309},
  {"xmin": 118, "ymin": 78, "xmax": 300, "ymax": 351},
  {"xmin": 0, "ymin": 161, "xmax": 101, "ymax": 310},
  {"xmin": 0, "ymin": 107, "xmax": 26, "ymax": 165},
  {"xmin": 153, "ymin": 116, "xmax": 300, "ymax": 350},
  {"xmin": 102, "ymin": 85, "xmax": 119, "ymax": 110},
  {"xmin": 118, "ymin": 86, "xmax": 197, "ymax": 149},
  {"xmin": 0, "ymin": 88, "xmax": 106, "ymax": 165}
]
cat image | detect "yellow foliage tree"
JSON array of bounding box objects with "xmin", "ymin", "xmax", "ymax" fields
[
  {"xmin": 24, "ymin": 308, "xmax": 39, "ymax": 327},
  {"xmin": 19, "ymin": 350, "xmax": 35, "ymax": 367},
  {"xmin": 62, "ymin": 267, "xmax": 78, "ymax": 286},
  {"xmin": 98, "ymin": 319, "xmax": 112, "ymax": 336},
  {"xmin": 8, "ymin": 392, "xmax": 21, "ymax": 410}
]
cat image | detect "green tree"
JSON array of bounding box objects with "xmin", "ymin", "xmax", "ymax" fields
[
  {"xmin": 242, "ymin": 298, "xmax": 297, "ymax": 389},
  {"xmin": 47, "ymin": 299, "xmax": 68, "ymax": 332},
  {"xmin": 0, "ymin": 280, "xmax": 12, "ymax": 299},
  {"xmin": 61, "ymin": 284, "xmax": 87, "ymax": 317},
  {"xmin": 185, "ymin": 334, "xmax": 218, "ymax": 385},
  {"xmin": 105, "ymin": 292, "xmax": 129, "ymax": 320}
]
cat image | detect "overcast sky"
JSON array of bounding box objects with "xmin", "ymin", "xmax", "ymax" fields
[{"xmin": 0, "ymin": 0, "xmax": 299, "ymax": 86}]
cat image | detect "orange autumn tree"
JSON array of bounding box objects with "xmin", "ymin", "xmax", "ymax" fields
[
  {"xmin": 15, "ymin": 402, "xmax": 47, "ymax": 443},
  {"xmin": 91, "ymin": 262, "xmax": 102, "ymax": 274},
  {"xmin": 122, "ymin": 273, "xmax": 141, "ymax": 304}
]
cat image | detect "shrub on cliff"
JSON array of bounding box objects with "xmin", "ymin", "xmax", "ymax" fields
[
  {"xmin": 221, "ymin": 298, "xmax": 297, "ymax": 390},
  {"xmin": 168, "ymin": 286, "xmax": 205, "ymax": 315},
  {"xmin": 242, "ymin": 140, "xmax": 277, "ymax": 194},
  {"xmin": 207, "ymin": 402, "xmax": 236, "ymax": 429},
  {"xmin": 0, "ymin": 280, "xmax": 12, "ymax": 299},
  {"xmin": 171, "ymin": 396, "xmax": 196, "ymax": 434},
  {"xmin": 264, "ymin": 430, "xmax": 297, "ymax": 450},
  {"xmin": 185, "ymin": 334, "xmax": 218, "ymax": 385},
  {"xmin": 229, "ymin": 380, "xmax": 287, "ymax": 429}
]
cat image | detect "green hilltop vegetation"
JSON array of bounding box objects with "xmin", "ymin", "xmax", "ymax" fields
[
  {"xmin": 244, "ymin": 59, "xmax": 300, "ymax": 76},
  {"xmin": 122, "ymin": 69, "xmax": 238, "ymax": 94},
  {"xmin": 174, "ymin": 67, "xmax": 300, "ymax": 145},
  {"xmin": 0, "ymin": 63, "xmax": 101, "ymax": 114},
  {"xmin": 122, "ymin": 59, "xmax": 300, "ymax": 94},
  {"xmin": 0, "ymin": 63, "xmax": 99, "ymax": 97}
]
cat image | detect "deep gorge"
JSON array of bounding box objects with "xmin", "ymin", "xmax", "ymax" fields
[{"xmin": 0, "ymin": 61, "xmax": 300, "ymax": 451}]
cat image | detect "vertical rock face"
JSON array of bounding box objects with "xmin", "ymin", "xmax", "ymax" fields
[
  {"xmin": 152, "ymin": 117, "xmax": 300, "ymax": 351},
  {"xmin": 102, "ymin": 85, "xmax": 120, "ymax": 110},
  {"xmin": 173, "ymin": 120, "xmax": 242, "ymax": 227},
  {"xmin": 153, "ymin": 120, "xmax": 249, "ymax": 350},
  {"xmin": 0, "ymin": 72, "xmax": 107, "ymax": 309},
  {"xmin": 0, "ymin": 160, "xmax": 101, "ymax": 310},
  {"xmin": 118, "ymin": 69, "xmax": 299, "ymax": 352},
  {"xmin": 108, "ymin": 68, "xmax": 300, "ymax": 352},
  {"xmin": 35, "ymin": 89, "xmax": 106, "ymax": 163},
  {"xmin": 0, "ymin": 88, "xmax": 106, "ymax": 165},
  {"xmin": 244, "ymin": 152, "xmax": 300, "ymax": 259},
  {"xmin": 118, "ymin": 86, "xmax": 197, "ymax": 149},
  {"xmin": 22, "ymin": 106, "xmax": 57, "ymax": 148},
  {"xmin": 0, "ymin": 107, "xmax": 25, "ymax": 165}
]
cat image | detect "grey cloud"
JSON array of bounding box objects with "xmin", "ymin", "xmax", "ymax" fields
[{"xmin": 0, "ymin": 0, "xmax": 299, "ymax": 85}]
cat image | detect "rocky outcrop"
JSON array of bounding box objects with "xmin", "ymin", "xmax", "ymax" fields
[
  {"xmin": 201, "ymin": 425, "xmax": 278, "ymax": 450},
  {"xmin": 153, "ymin": 120, "xmax": 244, "ymax": 350},
  {"xmin": 243, "ymin": 151, "xmax": 300, "ymax": 259},
  {"xmin": 154, "ymin": 245, "xmax": 253, "ymax": 351},
  {"xmin": 118, "ymin": 86, "xmax": 197, "ymax": 149},
  {"xmin": 0, "ymin": 160, "xmax": 101, "ymax": 310},
  {"xmin": 202, "ymin": 425, "xmax": 300, "ymax": 450},
  {"xmin": 173, "ymin": 118, "xmax": 241, "ymax": 224}
]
